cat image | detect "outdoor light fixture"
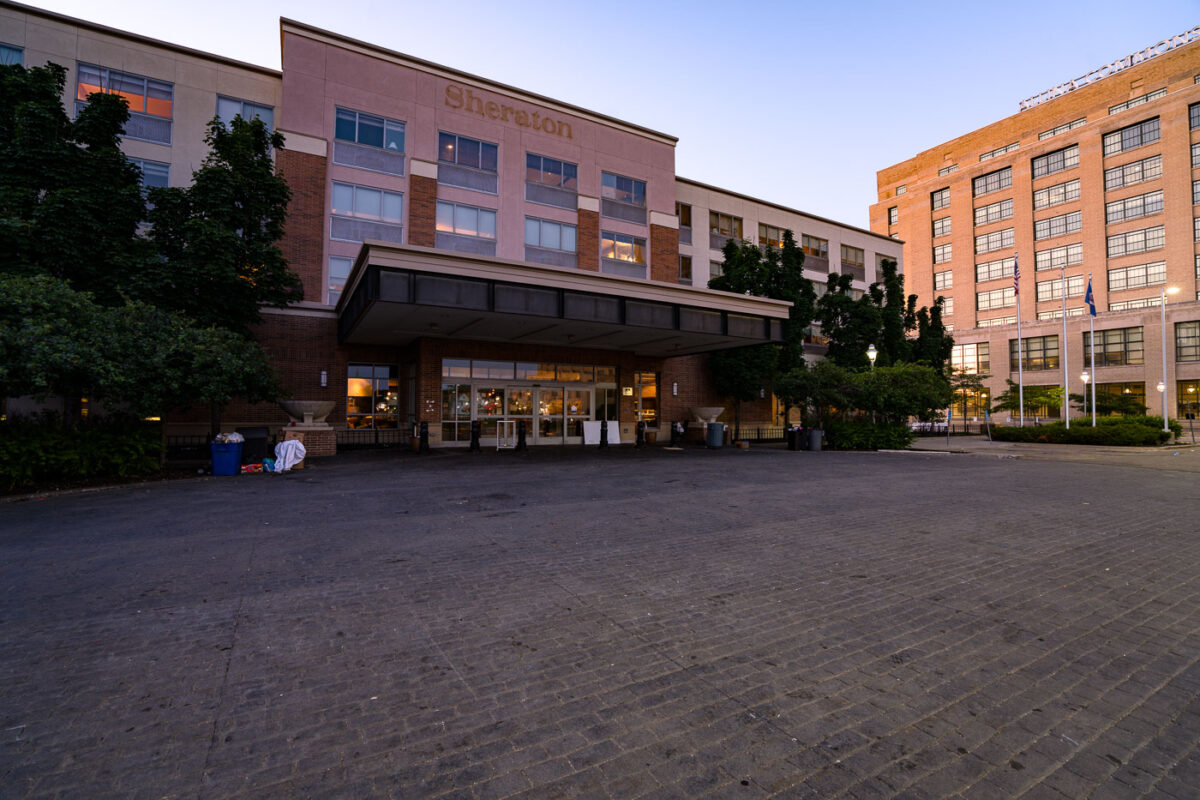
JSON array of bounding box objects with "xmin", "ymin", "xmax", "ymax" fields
[
  {"xmin": 1081, "ymin": 370, "xmax": 1090, "ymax": 419},
  {"xmin": 867, "ymin": 344, "xmax": 877, "ymax": 370},
  {"xmin": 320, "ymin": 370, "xmax": 327, "ymax": 387},
  {"xmin": 1157, "ymin": 381, "xmax": 1166, "ymax": 393},
  {"xmin": 672, "ymin": 382, "xmax": 678, "ymax": 396}
]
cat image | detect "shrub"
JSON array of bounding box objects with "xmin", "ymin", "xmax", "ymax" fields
[
  {"xmin": 992, "ymin": 417, "xmax": 1173, "ymax": 446},
  {"xmin": 0, "ymin": 415, "xmax": 162, "ymax": 492},
  {"xmin": 824, "ymin": 421, "xmax": 916, "ymax": 451}
]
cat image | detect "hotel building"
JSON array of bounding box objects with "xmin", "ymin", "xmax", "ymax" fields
[
  {"xmin": 1, "ymin": 1, "xmax": 900, "ymax": 449},
  {"xmin": 872, "ymin": 28, "xmax": 1200, "ymax": 424}
]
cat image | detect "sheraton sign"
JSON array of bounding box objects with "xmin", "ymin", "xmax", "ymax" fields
[
  {"xmin": 445, "ymin": 84, "xmax": 574, "ymax": 140},
  {"xmin": 1019, "ymin": 26, "xmax": 1200, "ymax": 111}
]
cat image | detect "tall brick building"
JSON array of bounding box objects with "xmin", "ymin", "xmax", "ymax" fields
[
  {"xmin": 2, "ymin": 1, "xmax": 900, "ymax": 448},
  {"xmin": 872, "ymin": 28, "xmax": 1200, "ymax": 424}
]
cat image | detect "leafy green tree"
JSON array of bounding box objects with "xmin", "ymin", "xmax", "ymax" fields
[
  {"xmin": 0, "ymin": 62, "xmax": 151, "ymax": 303},
  {"xmin": 144, "ymin": 116, "xmax": 302, "ymax": 334},
  {"xmin": 948, "ymin": 367, "xmax": 990, "ymax": 419},
  {"xmin": 990, "ymin": 379, "xmax": 1063, "ymax": 417},
  {"xmin": 852, "ymin": 363, "xmax": 952, "ymax": 425},
  {"xmin": 708, "ymin": 345, "xmax": 778, "ymax": 439},
  {"xmin": 775, "ymin": 360, "xmax": 854, "ymax": 429},
  {"xmin": 816, "ymin": 273, "xmax": 881, "ymax": 369}
]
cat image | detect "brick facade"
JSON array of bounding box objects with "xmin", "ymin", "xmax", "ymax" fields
[
  {"xmin": 408, "ymin": 175, "xmax": 438, "ymax": 248},
  {"xmin": 577, "ymin": 209, "xmax": 600, "ymax": 271},
  {"xmin": 649, "ymin": 224, "xmax": 679, "ymax": 283},
  {"xmin": 275, "ymin": 147, "xmax": 328, "ymax": 303}
]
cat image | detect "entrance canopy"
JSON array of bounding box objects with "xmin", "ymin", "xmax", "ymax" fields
[{"xmin": 337, "ymin": 242, "xmax": 791, "ymax": 357}]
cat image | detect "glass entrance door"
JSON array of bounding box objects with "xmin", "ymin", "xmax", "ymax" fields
[
  {"xmin": 536, "ymin": 388, "xmax": 564, "ymax": 444},
  {"xmin": 565, "ymin": 389, "xmax": 591, "ymax": 443}
]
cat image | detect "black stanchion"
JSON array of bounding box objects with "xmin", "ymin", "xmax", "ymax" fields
[
  {"xmin": 469, "ymin": 420, "xmax": 481, "ymax": 452},
  {"xmin": 635, "ymin": 421, "xmax": 645, "ymax": 448},
  {"xmin": 419, "ymin": 421, "xmax": 430, "ymax": 454},
  {"xmin": 516, "ymin": 420, "xmax": 527, "ymax": 450},
  {"xmin": 670, "ymin": 420, "xmax": 683, "ymax": 447},
  {"xmin": 599, "ymin": 418, "xmax": 609, "ymax": 448}
]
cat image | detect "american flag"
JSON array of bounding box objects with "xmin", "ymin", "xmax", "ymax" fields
[{"xmin": 1013, "ymin": 252, "xmax": 1020, "ymax": 296}]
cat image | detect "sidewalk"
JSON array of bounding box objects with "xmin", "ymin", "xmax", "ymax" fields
[{"xmin": 908, "ymin": 432, "xmax": 1200, "ymax": 472}]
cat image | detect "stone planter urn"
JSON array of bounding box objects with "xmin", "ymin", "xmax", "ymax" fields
[{"xmin": 278, "ymin": 400, "xmax": 336, "ymax": 427}]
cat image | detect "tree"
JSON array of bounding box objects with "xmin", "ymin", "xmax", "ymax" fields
[
  {"xmin": 144, "ymin": 116, "xmax": 302, "ymax": 334},
  {"xmin": 775, "ymin": 360, "xmax": 853, "ymax": 429},
  {"xmin": 1069, "ymin": 391, "xmax": 1147, "ymax": 417},
  {"xmin": 990, "ymin": 379, "xmax": 1063, "ymax": 418},
  {"xmin": 949, "ymin": 367, "xmax": 991, "ymax": 421},
  {"xmin": 852, "ymin": 363, "xmax": 952, "ymax": 425},
  {"xmin": 815, "ymin": 273, "xmax": 881, "ymax": 369},
  {"xmin": 0, "ymin": 62, "xmax": 151, "ymax": 303},
  {"xmin": 708, "ymin": 344, "xmax": 778, "ymax": 438}
]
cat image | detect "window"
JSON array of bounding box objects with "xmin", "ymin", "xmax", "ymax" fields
[
  {"xmin": 1035, "ymin": 243, "xmax": 1083, "ymax": 271},
  {"xmin": 1102, "ymin": 117, "xmax": 1159, "ymax": 156},
  {"xmin": 973, "ymin": 167, "xmax": 1012, "ymax": 197},
  {"xmin": 759, "ymin": 223, "xmax": 785, "ymax": 249},
  {"xmin": 436, "ymin": 200, "xmax": 496, "ymax": 238},
  {"xmin": 801, "ymin": 234, "xmax": 828, "ymax": 259},
  {"xmin": 980, "ymin": 142, "xmax": 1019, "ymax": 162},
  {"xmin": 1039, "ymin": 118, "xmax": 1085, "ymax": 140},
  {"xmin": 1192, "ymin": 102, "xmax": 1200, "ymax": 130},
  {"xmin": 1109, "ymin": 89, "xmax": 1165, "ymax": 115},
  {"xmin": 634, "ymin": 371, "xmax": 658, "ymax": 425},
  {"xmin": 601, "ymin": 231, "xmax": 646, "ymax": 265},
  {"xmin": 1194, "ymin": 180, "xmax": 1200, "ymax": 205},
  {"xmin": 1032, "ymin": 145, "xmax": 1079, "ymax": 178},
  {"xmin": 328, "ymin": 256, "xmax": 353, "ymax": 304},
  {"xmin": 1034, "ymin": 210, "xmax": 1081, "ymax": 241},
  {"xmin": 1193, "ymin": 142, "xmax": 1200, "ymax": 169},
  {"xmin": 1176, "ymin": 322, "xmax": 1200, "ymax": 362},
  {"xmin": 932, "ymin": 217, "xmax": 952, "ymax": 237},
  {"xmin": 1105, "ymin": 190, "xmax": 1163, "ymax": 224},
  {"xmin": 1036, "ymin": 274, "xmax": 1084, "ymax": 302},
  {"xmin": 931, "ymin": 187, "xmax": 950, "ymax": 210},
  {"xmin": 601, "ymin": 172, "xmax": 646, "ymax": 207},
  {"xmin": 978, "ymin": 315, "xmax": 1016, "ymax": 327},
  {"xmin": 332, "ymin": 182, "xmax": 402, "ymax": 223},
  {"xmin": 1009, "ymin": 335, "xmax": 1059, "ymax": 371},
  {"xmin": 888, "ymin": 206, "xmax": 898, "ymax": 225},
  {"xmin": 841, "ymin": 245, "xmax": 864, "ymax": 270},
  {"xmin": 347, "ymin": 364, "xmax": 398, "ymax": 429},
  {"xmin": 524, "ymin": 217, "xmax": 576, "ymax": 251},
  {"xmin": 974, "ymin": 199, "xmax": 1013, "ymax": 226},
  {"xmin": 933, "ymin": 270, "xmax": 953, "ymax": 290},
  {"xmin": 1110, "ymin": 296, "xmax": 1163, "ymax": 312},
  {"xmin": 976, "ymin": 256, "xmax": 1016, "ymax": 283},
  {"xmin": 896, "ymin": 184, "xmax": 907, "ymax": 195},
  {"xmin": 934, "ymin": 243, "xmax": 953, "ymax": 264},
  {"xmin": 710, "ymin": 261, "xmax": 723, "ymax": 278},
  {"xmin": 1, "ymin": 43, "xmax": 23, "ymax": 66},
  {"xmin": 1106, "ymin": 225, "xmax": 1164, "ymax": 257},
  {"xmin": 942, "ymin": 297, "xmax": 954, "ymax": 316},
  {"xmin": 938, "ymin": 164, "xmax": 958, "ymax": 176},
  {"xmin": 1104, "ymin": 154, "xmax": 1161, "ymax": 191},
  {"xmin": 977, "ymin": 287, "xmax": 1015, "ymax": 311},
  {"xmin": 1033, "ymin": 179, "xmax": 1079, "ymax": 210},
  {"xmin": 1196, "ymin": 216, "xmax": 1200, "ymax": 242},
  {"xmin": 439, "ymin": 132, "xmax": 497, "ymax": 171},
  {"xmin": 76, "ymin": 63, "xmax": 172, "ymax": 144},
  {"xmin": 1083, "ymin": 327, "xmax": 1144, "ymax": 366},
  {"xmin": 975, "ymin": 227, "xmax": 1014, "ymax": 254},
  {"xmin": 129, "ymin": 157, "xmax": 169, "ymax": 189},
  {"xmin": 951, "ymin": 342, "xmax": 990, "ymax": 374},
  {"xmin": 710, "ymin": 211, "xmax": 743, "ymax": 238},
  {"xmin": 679, "ymin": 255, "xmax": 693, "ymax": 283},
  {"xmin": 218, "ymin": 96, "xmax": 274, "ymax": 130},
  {"xmin": 676, "ymin": 202, "xmax": 692, "ymax": 227},
  {"xmin": 333, "ymin": 108, "xmax": 403, "ymax": 154},
  {"xmin": 1039, "ymin": 308, "xmax": 1085, "ymax": 320}
]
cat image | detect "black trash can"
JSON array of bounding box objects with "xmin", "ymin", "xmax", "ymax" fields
[
  {"xmin": 235, "ymin": 426, "xmax": 270, "ymax": 464},
  {"xmin": 786, "ymin": 426, "xmax": 800, "ymax": 451},
  {"xmin": 706, "ymin": 422, "xmax": 725, "ymax": 449},
  {"xmin": 809, "ymin": 428, "xmax": 823, "ymax": 452}
]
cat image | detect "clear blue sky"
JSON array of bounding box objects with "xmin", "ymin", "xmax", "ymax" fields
[{"xmin": 26, "ymin": 0, "xmax": 1200, "ymax": 228}]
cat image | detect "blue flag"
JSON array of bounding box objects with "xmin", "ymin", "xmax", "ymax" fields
[{"xmin": 1085, "ymin": 278, "xmax": 1096, "ymax": 316}]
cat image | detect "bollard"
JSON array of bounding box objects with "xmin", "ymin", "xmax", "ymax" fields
[
  {"xmin": 599, "ymin": 418, "xmax": 609, "ymax": 448},
  {"xmin": 635, "ymin": 421, "xmax": 645, "ymax": 448},
  {"xmin": 469, "ymin": 420, "xmax": 481, "ymax": 452},
  {"xmin": 516, "ymin": 419, "xmax": 527, "ymax": 450},
  {"xmin": 670, "ymin": 420, "xmax": 684, "ymax": 447},
  {"xmin": 419, "ymin": 421, "xmax": 430, "ymax": 453}
]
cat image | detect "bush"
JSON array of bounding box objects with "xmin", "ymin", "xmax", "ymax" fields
[
  {"xmin": 824, "ymin": 421, "xmax": 916, "ymax": 451},
  {"xmin": 0, "ymin": 415, "xmax": 162, "ymax": 492},
  {"xmin": 992, "ymin": 417, "xmax": 1174, "ymax": 446}
]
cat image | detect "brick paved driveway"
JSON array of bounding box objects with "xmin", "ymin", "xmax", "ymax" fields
[{"xmin": 2, "ymin": 446, "xmax": 1199, "ymax": 798}]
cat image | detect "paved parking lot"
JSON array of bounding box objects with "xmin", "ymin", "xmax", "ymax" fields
[{"xmin": 2, "ymin": 444, "xmax": 1200, "ymax": 798}]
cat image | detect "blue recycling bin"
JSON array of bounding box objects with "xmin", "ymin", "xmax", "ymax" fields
[{"xmin": 210, "ymin": 442, "xmax": 243, "ymax": 476}]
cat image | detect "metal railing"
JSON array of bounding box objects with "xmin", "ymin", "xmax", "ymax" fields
[{"xmin": 336, "ymin": 428, "xmax": 407, "ymax": 449}]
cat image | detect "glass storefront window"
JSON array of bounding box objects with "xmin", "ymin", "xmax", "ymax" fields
[
  {"xmin": 441, "ymin": 383, "xmax": 471, "ymax": 441},
  {"xmin": 347, "ymin": 364, "xmax": 398, "ymax": 428},
  {"xmin": 442, "ymin": 359, "xmax": 470, "ymax": 378},
  {"xmin": 515, "ymin": 362, "xmax": 556, "ymax": 380},
  {"xmin": 635, "ymin": 371, "xmax": 658, "ymax": 425},
  {"xmin": 472, "ymin": 360, "xmax": 515, "ymax": 380}
]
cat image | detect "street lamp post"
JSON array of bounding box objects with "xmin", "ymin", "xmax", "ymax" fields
[
  {"xmin": 1189, "ymin": 385, "xmax": 1196, "ymax": 443},
  {"xmin": 1081, "ymin": 370, "xmax": 1090, "ymax": 421},
  {"xmin": 866, "ymin": 344, "xmax": 877, "ymax": 425},
  {"xmin": 1160, "ymin": 287, "xmax": 1180, "ymax": 433}
]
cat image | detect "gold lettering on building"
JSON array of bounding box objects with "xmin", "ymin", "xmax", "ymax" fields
[{"xmin": 444, "ymin": 84, "xmax": 574, "ymax": 140}]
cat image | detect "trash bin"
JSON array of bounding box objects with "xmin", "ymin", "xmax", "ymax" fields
[
  {"xmin": 236, "ymin": 426, "xmax": 270, "ymax": 464},
  {"xmin": 809, "ymin": 428, "xmax": 823, "ymax": 452},
  {"xmin": 706, "ymin": 422, "xmax": 725, "ymax": 449},
  {"xmin": 210, "ymin": 441, "xmax": 243, "ymax": 476},
  {"xmin": 786, "ymin": 426, "xmax": 800, "ymax": 451}
]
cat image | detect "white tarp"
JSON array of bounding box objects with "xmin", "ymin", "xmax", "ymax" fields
[{"xmin": 273, "ymin": 439, "xmax": 306, "ymax": 472}]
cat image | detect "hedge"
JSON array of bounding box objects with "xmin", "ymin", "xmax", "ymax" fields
[
  {"xmin": 991, "ymin": 416, "xmax": 1179, "ymax": 446},
  {"xmin": 824, "ymin": 421, "xmax": 916, "ymax": 451},
  {"xmin": 0, "ymin": 416, "xmax": 162, "ymax": 492}
]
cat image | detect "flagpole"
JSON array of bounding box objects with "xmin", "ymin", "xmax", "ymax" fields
[
  {"xmin": 1088, "ymin": 273, "xmax": 1097, "ymax": 426},
  {"xmin": 1061, "ymin": 264, "xmax": 1069, "ymax": 429},
  {"xmin": 1015, "ymin": 252, "xmax": 1024, "ymax": 428}
]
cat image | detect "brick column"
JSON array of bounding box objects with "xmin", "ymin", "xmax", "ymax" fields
[
  {"xmin": 649, "ymin": 211, "xmax": 680, "ymax": 283},
  {"xmin": 275, "ymin": 133, "xmax": 329, "ymax": 303},
  {"xmin": 577, "ymin": 195, "xmax": 600, "ymax": 271},
  {"xmin": 409, "ymin": 159, "xmax": 438, "ymax": 248}
]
